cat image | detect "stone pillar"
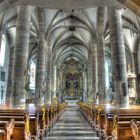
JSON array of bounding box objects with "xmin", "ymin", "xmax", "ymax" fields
[
  {"xmin": 45, "ymin": 46, "xmax": 52, "ymax": 104},
  {"xmin": 56, "ymin": 70, "xmax": 59, "ymax": 94},
  {"xmin": 52, "ymin": 64, "xmax": 57, "ymax": 98},
  {"xmin": 83, "ymin": 71, "xmax": 88, "ymax": 102},
  {"xmin": 108, "ymin": 7, "xmax": 129, "ymax": 108},
  {"xmin": 35, "ymin": 8, "xmax": 46, "ymax": 106},
  {"xmin": 6, "ymin": 46, "xmax": 14, "ymax": 108},
  {"xmin": 13, "ymin": 6, "xmax": 31, "ymax": 108},
  {"xmin": 97, "ymin": 7, "xmax": 106, "ymax": 103},
  {"xmin": 57, "ymin": 71, "xmax": 61, "ymax": 102},
  {"xmin": 91, "ymin": 43, "xmax": 98, "ymax": 101},
  {"xmin": 133, "ymin": 52, "xmax": 140, "ymax": 98},
  {"xmin": 87, "ymin": 50, "xmax": 93, "ymax": 100}
]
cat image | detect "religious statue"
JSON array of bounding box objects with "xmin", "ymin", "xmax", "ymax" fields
[
  {"xmin": 127, "ymin": 64, "xmax": 132, "ymax": 73},
  {"xmin": 69, "ymin": 82, "xmax": 75, "ymax": 96},
  {"xmin": 128, "ymin": 87, "xmax": 136, "ymax": 105}
]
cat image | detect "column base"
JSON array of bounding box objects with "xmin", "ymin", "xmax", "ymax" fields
[{"xmin": 115, "ymin": 96, "xmax": 129, "ymax": 108}]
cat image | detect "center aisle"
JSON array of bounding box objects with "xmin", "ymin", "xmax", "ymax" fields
[{"xmin": 46, "ymin": 106, "xmax": 100, "ymax": 140}]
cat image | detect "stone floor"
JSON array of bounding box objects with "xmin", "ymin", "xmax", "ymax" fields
[{"xmin": 46, "ymin": 106, "xmax": 100, "ymax": 140}]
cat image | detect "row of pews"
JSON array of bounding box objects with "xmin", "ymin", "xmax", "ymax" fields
[
  {"xmin": 79, "ymin": 103, "xmax": 140, "ymax": 140},
  {"xmin": 0, "ymin": 103, "xmax": 67, "ymax": 140}
]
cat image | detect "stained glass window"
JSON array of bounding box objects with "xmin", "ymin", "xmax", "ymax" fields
[{"xmin": 29, "ymin": 61, "xmax": 36, "ymax": 89}]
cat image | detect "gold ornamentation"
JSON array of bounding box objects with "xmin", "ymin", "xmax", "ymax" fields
[
  {"xmin": 25, "ymin": 114, "xmax": 30, "ymax": 134},
  {"xmin": 112, "ymin": 114, "xmax": 118, "ymax": 134},
  {"xmin": 96, "ymin": 108, "xmax": 101, "ymax": 121},
  {"xmin": 42, "ymin": 106, "xmax": 45, "ymax": 121}
]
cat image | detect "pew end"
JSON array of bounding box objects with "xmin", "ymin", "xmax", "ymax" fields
[{"xmin": 131, "ymin": 119, "xmax": 140, "ymax": 140}]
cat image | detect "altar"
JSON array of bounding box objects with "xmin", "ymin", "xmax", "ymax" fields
[{"xmin": 65, "ymin": 99, "xmax": 79, "ymax": 106}]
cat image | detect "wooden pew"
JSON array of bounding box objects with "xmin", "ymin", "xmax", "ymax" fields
[
  {"xmin": 30, "ymin": 103, "xmax": 66, "ymax": 138},
  {"xmin": 87, "ymin": 105, "xmax": 140, "ymax": 140},
  {"xmin": 28, "ymin": 113, "xmax": 39, "ymax": 140},
  {"xmin": 35, "ymin": 106, "xmax": 47, "ymax": 138},
  {"xmin": 79, "ymin": 103, "xmax": 140, "ymax": 140},
  {"xmin": 11, "ymin": 122, "xmax": 29, "ymax": 140},
  {"xmin": 0, "ymin": 129, "xmax": 6, "ymax": 140},
  {"xmin": 37, "ymin": 104, "xmax": 60, "ymax": 137},
  {"xmin": 104, "ymin": 108, "xmax": 140, "ymax": 140},
  {"xmin": 92, "ymin": 105, "xmax": 106, "ymax": 136},
  {"xmin": 79, "ymin": 103, "xmax": 92, "ymax": 122},
  {"xmin": 0, "ymin": 110, "xmax": 31, "ymax": 140},
  {"xmin": 45, "ymin": 106, "xmax": 50, "ymax": 131},
  {"xmin": 131, "ymin": 119, "xmax": 140, "ymax": 140},
  {"xmin": 0, "ymin": 119, "xmax": 14, "ymax": 140},
  {"xmin": 0, "ymin": 103, "xmax": 67, "ymax": 140},
  {"xmin": 79, "ymin": 103, "xmax": 106, "ymax": 131}
]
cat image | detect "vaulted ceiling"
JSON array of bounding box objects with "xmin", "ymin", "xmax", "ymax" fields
[
  {"xmin": 0, "ymin": 0, "xmax": 140, "ymax": 15},
  {"xmin": 0, "ymin": 0, "xmax": 140, "ymax": 67},
  {"xmin": 17, "ymin": 0, "xmax": 124, "ymax": 9}
]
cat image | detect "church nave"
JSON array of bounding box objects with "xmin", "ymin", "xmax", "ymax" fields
[{"xmin": 0, "ymin": 0, "xmax": 140, "ymax": 140}]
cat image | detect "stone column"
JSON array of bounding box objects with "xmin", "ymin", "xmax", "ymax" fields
[
  {"xmin": 45, "ymin": 46, "xmax": 52, "ymax": 104},
  {"xmin": 97, "ymin": 7, "xmax": 106, "ymax": 103},
  {"xmin": 59, "ymin": 70, "xmax": 63, "ymax": 98},
  {"xmin": 83, "ymin": 71, "xmax": 88, "ymax": 102},
  {"xmin": 108, "ymin": 7, "xmax": 129, "ymax": 108},
  {"xmin": 133, "ymin": 52, "xmax": 140, "ymax": 98},
  {"xmin": 57, "ymin": 71, "xmax": 61, "ymax": 102},
  {"xmin": 35, "ymin": 8, "xmax": 46, "ymax": 106},
  {"xmin": 91, "ymin": 43, "xmax": 98, "ymax": 101},
  {"xmin": 87, "ymin": 50, "xmax": 93, "ymax": 100},
  {"xmin": 56, "ymin": 70, "xmax": 59, "ymax": 94},
  {"xmin": 52, "ymin": 64, "xmax": 57, "ymax": 98},
  {"xmin": 13, "ymin": 6, "xmax": 31, "ymax": 108},
  {"xmin": 6, "ymin": 46, "xmax": 14, "ymax": 108}
]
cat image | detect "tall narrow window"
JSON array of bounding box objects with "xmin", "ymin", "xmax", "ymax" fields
[
  {"xmin": 29, "ymin": 61, "xmax": 36, "ymax": 90},
  {"xmin": 0, "ymin": 34, "xmax": 6, "ymax": 67}
]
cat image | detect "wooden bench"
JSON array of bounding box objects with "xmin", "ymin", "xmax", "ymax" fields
[
  {"xmin": 0, "ymin": 129, "xmax": 6, "ymax": 140},
  {"xmin": 79, "ymin": 103, "xmax": 92, "ymax": 122},
  {"xmin": 131, "ymin": 119, "xmax": 140, "ymax": 140},
  {"xmin": 0, "ymin": 110, "xmax": 31, "ymax": 140},
  {"xmin": 103, "ymin": 108, "xmax": 140, "ymax": 140},
  {"xmin": 0, "ymin": 103, "xmax": 67, "ymax": 140},
  {"xmin": 36, "ymin": 104, "xmax": 66, "ymax": 137},
  {"xmin": 11, "ymin": 122, "xmax": 28, "ymax": 140},
  {"xmin": 0, "ymin": 119, "xmax": 14, "ymax": 140},
  {"xmin": 79, "ymin": 103, "xmax": 140, "ymax": 140},
  {"xmin": 28, "ymin": 113, "xmax": 39, "ymax": 140},
  {"xmin": 37, "ymin": 107, "xmax": 46, "ymax": 137}
]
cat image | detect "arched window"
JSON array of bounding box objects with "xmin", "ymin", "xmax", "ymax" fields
[
  {"xmin": 29, "ymin": 60, "xmax": 36, "ymax": 90},
  {"xmin": 105, "ymin": 60, "xmax": 109, "ymax": 89},
  {"xmin": 0, "ymin": 34, "xmax": 6, "ymax": 67}
]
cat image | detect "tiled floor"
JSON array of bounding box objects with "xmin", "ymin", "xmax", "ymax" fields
[{"xmin": 46, "ymin": 106, "xmax": 100, "ymax": 140}]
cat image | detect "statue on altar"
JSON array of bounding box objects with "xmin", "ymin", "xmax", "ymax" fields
[{"xmin": 69, "ymin": 82, "xmax": 75, "ymax": 96}]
